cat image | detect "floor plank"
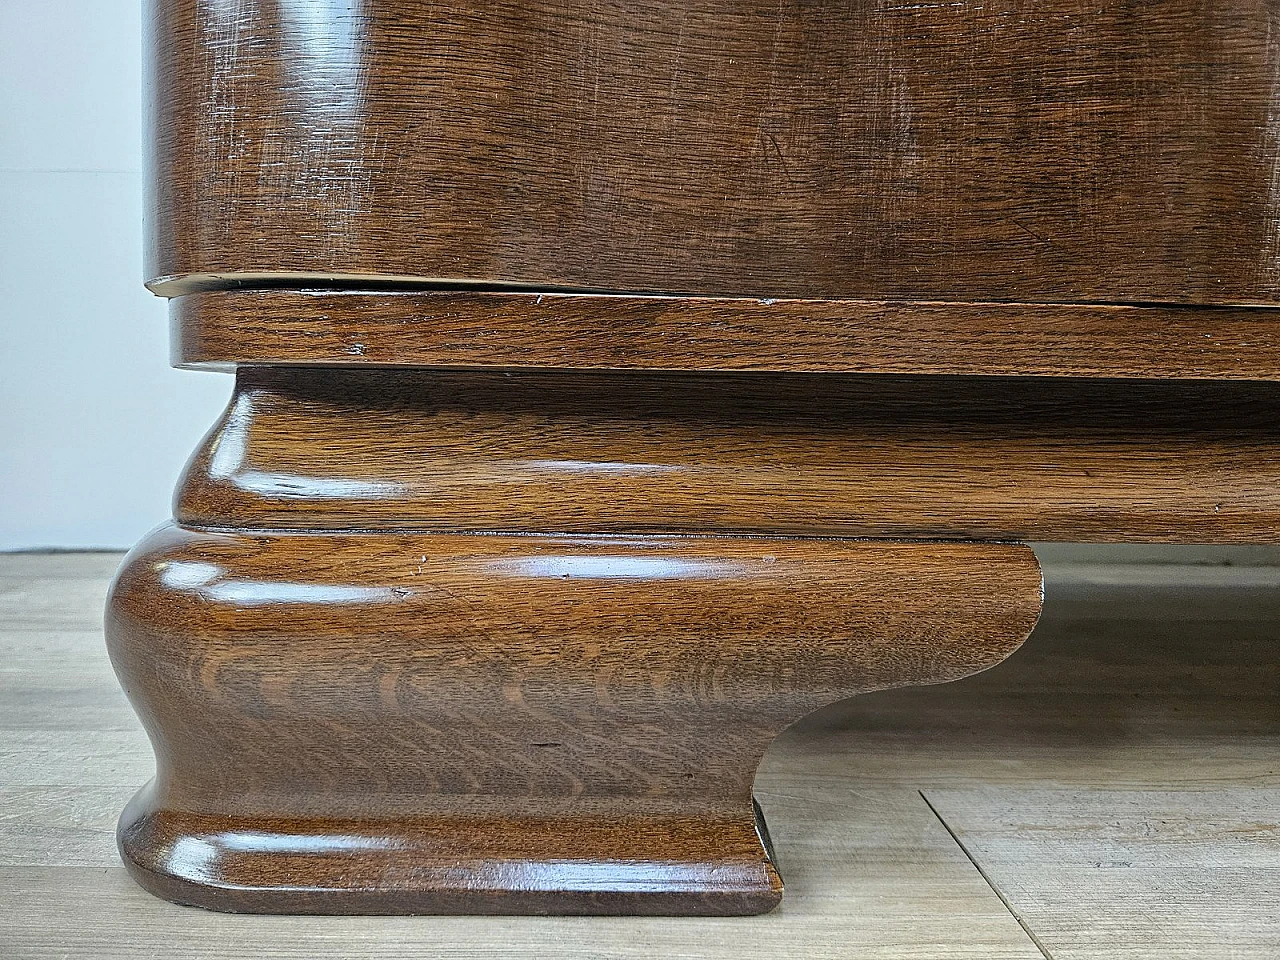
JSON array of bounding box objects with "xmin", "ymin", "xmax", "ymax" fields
[
  {"xmin": 923, "ymin": 788, "xmax": 1280, "ymax": 959},
  {"xmin": 0, "ymin": 574, "xmax": 111, "ymax": 632},
  {"xmin": 3, "ymin": 552, "xmax": 1278, "ymax": 957}
]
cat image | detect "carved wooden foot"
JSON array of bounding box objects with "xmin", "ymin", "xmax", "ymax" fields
[
  {"xmin": 108, "ymin": 527, "xmax": 1039, "ymax": 914},
  {"xmin": 106, "ymin": 368, "xmax": 1042, "ymax": 915}
]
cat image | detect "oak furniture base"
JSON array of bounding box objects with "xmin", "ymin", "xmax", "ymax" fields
[
  {"xmin": 107, "ymin": 524, "xmax": 1041, "ymax": 915},
  {"xmin": 106, "ymin": 363, "xmax": 1280, "ymax": 913}
]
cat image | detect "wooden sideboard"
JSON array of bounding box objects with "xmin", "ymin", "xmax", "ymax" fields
[{"xmin": 107, "ymin": 0, "xmax": 1280, "ymax": 916}]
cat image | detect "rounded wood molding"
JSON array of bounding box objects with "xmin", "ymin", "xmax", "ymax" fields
[{"xmin": 174, "ymin": 366, "xmax": 1280, "ymax": 542}]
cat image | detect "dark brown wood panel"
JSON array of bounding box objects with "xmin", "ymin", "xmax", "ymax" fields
[
  {"xmin": 107, "ymin": 524, "xmax": 1040, "ymax": 913},
  {"xmin": 173, "ymin": 289, "xmax": 1280, "ymax": 379},
  {"xmin": 175, "ymin": 366, "xmax": 1280, "ymax": 542},
  {"xmin": 149, "ymin": 0, "xmax": 1280, "ymax": 307}
]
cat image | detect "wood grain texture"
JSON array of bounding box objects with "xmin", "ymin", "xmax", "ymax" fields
[
  {"xmin": 173, "ymin": 290, "xmax": 1280, "ymax": 379},
  {"xmin": 104, "ymin": 525, "xmax": 1041, "ymax": 914},
  {"xmin": 148, "ymin": 0, "xmax": 1280, "ymax": 307},
  {"xmin": 176, "ymin": 366, "xmax": 1280, "ymax": 542}
]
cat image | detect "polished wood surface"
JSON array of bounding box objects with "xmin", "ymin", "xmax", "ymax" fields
[
  {"xmin": 149, "ymin": 0, "xmax": 1280, "ymax": 309},
  {"xmin": 176, "ymin": 366, "xmax": 1280, "ymax": 542},
  {"xmin": 121, "ymin": 0, "xmax": 1280, "ymax": 920},
  {"xmin": 174, "ymin": 290, "xmax": 1280, "ymax": 380},
  {"xmin": 105, "ymin": 525, "xmax": 1041, "ymax": 914}
]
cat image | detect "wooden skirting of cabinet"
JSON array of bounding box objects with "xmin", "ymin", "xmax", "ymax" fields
[
  {"xmin": 172, "ymin": 290, "xmax": 1280, "ymax": 381},
  {"xmin": 106, "ymin": 361, "xmax": 1280, "ymax": 912}
]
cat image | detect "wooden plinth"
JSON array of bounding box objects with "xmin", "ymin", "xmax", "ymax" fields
[{"xmin": 108, "ymin": 363, "xmax": 1280, "ymax": 912}]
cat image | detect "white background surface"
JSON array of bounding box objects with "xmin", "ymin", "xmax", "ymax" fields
[{"xmin": 0, "ymin": 1, "xmax": 229, "ymax": 549}]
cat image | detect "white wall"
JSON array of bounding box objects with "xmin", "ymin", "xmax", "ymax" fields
[{"xmin": 0, "ymin": 1, "xmax": 230, "ymax": 549}]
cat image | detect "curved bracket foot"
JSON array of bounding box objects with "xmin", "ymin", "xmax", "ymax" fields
[{"xmin": 107, "ymin": 525, "xmax": 1041, "ymax": 915}]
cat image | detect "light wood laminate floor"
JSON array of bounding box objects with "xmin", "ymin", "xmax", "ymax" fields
[{"xmin": 1, "ymin": 552, "xmax": 1276, "ymax": 959}]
